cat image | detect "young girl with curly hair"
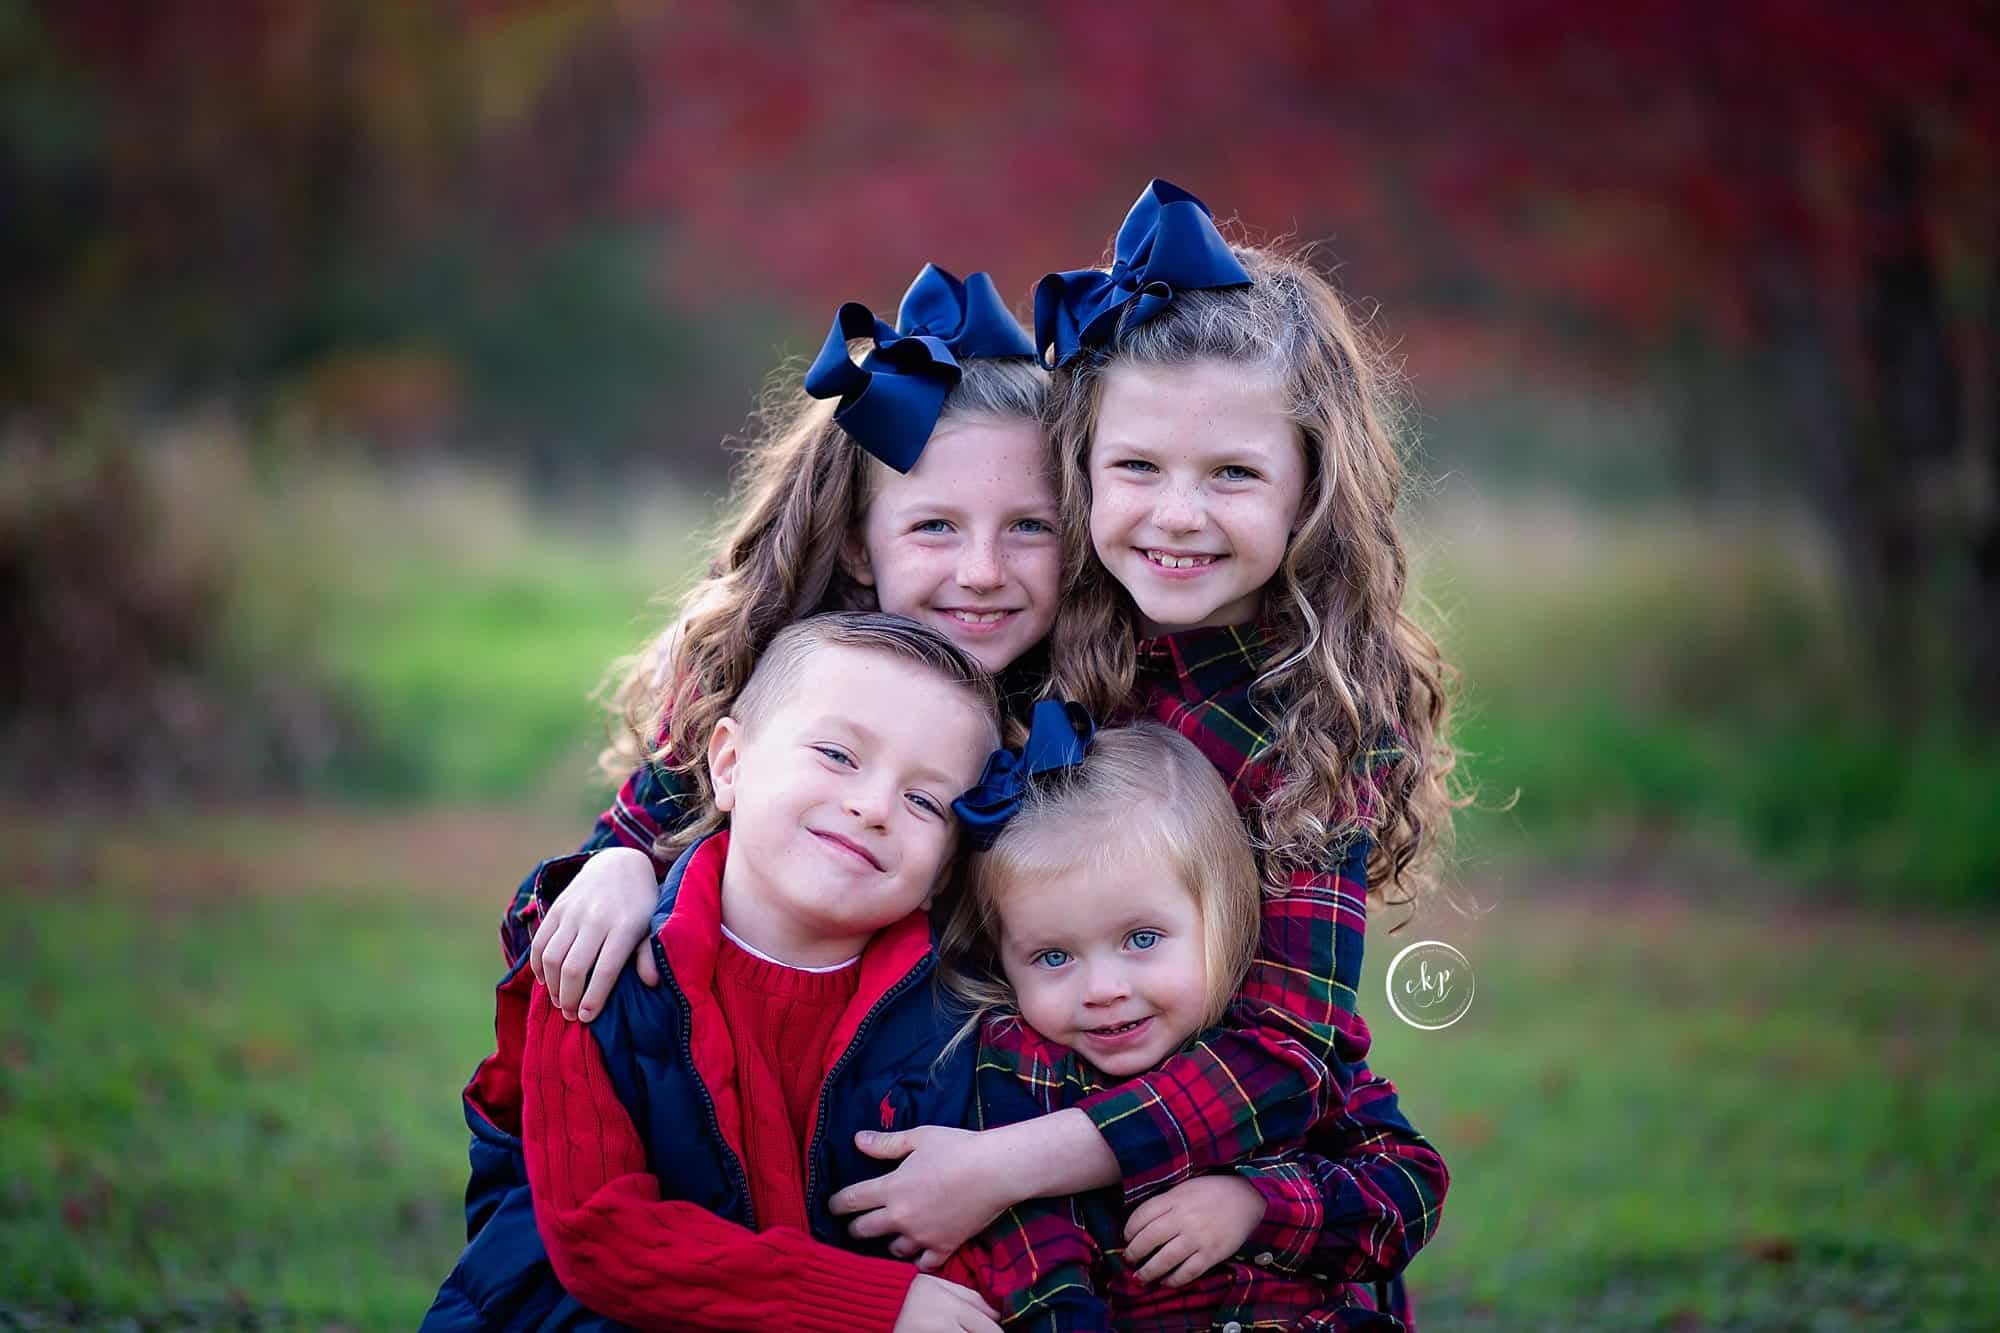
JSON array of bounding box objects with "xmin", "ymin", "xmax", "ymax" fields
[
  {"xmin": 513, "ymin": 266, "xmax": 1059, "ymax": 1022},
  {"xmin": 445, "ymin": 265, "xmax": 1061, "ymax": 1330},
  {"xmin": 826, "ymin": 182, "xmax": 1456, "ymax": 1329}
]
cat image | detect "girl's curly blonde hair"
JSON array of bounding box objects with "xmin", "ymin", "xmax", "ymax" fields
[
  {"xmin": 599, "ymin": 354, "xmax": 1047, "ymax": 861},
  {"xmin": 1045, "ymin": 244, "xmax": 1462, "ymax": 911}
]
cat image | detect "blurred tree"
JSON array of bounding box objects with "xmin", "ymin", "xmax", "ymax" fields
[
  {"xmin": 6, "ymin": 0, "xmax": 1995, "ymax": 724},
  {"xmin": 4, "ymin": 0, "xmax": 765, "ymax": 472},
  {"xmin": 605, "ymin": 1, "xmax": 1998, "ymax": 726}
]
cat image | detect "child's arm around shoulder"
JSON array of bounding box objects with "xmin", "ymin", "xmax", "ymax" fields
[
  {"xmin": 521, "ymin": 982, "xmax": 971, "ymax": 1332},
  {"xmin": 833, "ymin": 835, "xmax": 1379, "ymax": 1260}
]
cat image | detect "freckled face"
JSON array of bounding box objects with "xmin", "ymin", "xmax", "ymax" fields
[
  {"xmin": 849, "ymin": 418, "xmax": 1062, "ymax": 674},
  {"xmin": 1089, "ymin": 359, "xmax": 1307, "ymax": 634},
  {"xmin": 992, "ymin": 847, "xmax": 1211, "ymax": 1078}
]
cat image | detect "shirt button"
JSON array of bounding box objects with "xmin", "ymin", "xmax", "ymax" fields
[
  {"xmin": 1253, "ymin": 1251, "xmax": 1275, "ymax": 1267},
  {"xmin": 1223, "ymin": 1323, "xmax": 1243, "ymax": 1333}
]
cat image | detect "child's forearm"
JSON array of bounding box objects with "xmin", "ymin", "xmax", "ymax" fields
[{"xmin": 995, "ymin": 1107, "xmax": 1120, "ymax": 1200}]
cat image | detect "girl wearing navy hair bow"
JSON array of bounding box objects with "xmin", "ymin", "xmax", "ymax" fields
[
  {"xmin": 824, "ymin": 182, "xmax": 1455, "ymax": 1331},
  {"xmin": 436, "ymin": 265, "xmax": 1066, "ymax": 1323},
  {"xmin": 517, "ymin": 265, "xmax": 1061, "ymax": 1018}
]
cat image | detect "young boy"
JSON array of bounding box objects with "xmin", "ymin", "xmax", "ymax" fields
[{"xmin": 422, "ymin": 612, "xmax": 1024, "ymax": 1332}]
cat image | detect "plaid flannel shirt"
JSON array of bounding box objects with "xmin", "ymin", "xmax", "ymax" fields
[
  {"xmin": 1063, "ymin": 623, "xmax": 1448, "ymax": 1326},
  {"xmin": 960, "ymin": 1014, "xmax": 1406, "ymax": 1332}
]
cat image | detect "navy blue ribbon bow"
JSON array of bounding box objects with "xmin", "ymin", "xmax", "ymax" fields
[
  {"xmin": 803, "ymin": 264, "xmax": 1035, "ymax": 473},
  {"xmin": 951, "ymin": 699, "xmax": 1097, "ymax": 851},
  {"xmin": 1033, "ymin": 179, "xmax": 1253, "ymax": 370}
]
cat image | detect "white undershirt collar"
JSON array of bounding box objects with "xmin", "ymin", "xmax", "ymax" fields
[{"xmin": 719, "ymin": 922, "xmax": 860, "ymax": 973}]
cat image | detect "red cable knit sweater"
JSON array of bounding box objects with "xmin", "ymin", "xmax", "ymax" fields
[{"xmin": 521, "ymin": 931, "xmax": 920, "ymax": 1331}]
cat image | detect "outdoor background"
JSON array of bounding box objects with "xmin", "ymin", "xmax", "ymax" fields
[{"xmin": 4, "ymin": 3, "xmax": 1997, "ymax": 1329}]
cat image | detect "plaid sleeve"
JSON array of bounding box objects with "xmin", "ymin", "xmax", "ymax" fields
[
  {"xmin": 955, "ymin": 1018, "xmax": 1112, "ymax": 1332},
  {"xmin": 496, "ymin": 751, "xmax": 697, "ymax": 966},
  {"xmin": 1076, "ymin": 834, "xmax": 1375, "ymax": 1201},
  {"xmin": 1231, "ymin": 1061, "xmax": 1449, "ymax": 1281}
]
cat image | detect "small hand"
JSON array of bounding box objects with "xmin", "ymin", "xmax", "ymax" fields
[
  {"xmin": 1123, "ymin": 1174, "xmax": 1268, "ymax": 1287},
  {"xmin": 830, "ymin": 1127, "xmax": 1013, "ymax": 1271},
  {"xmin": 891, "ymin": 1273, "xmax": 1001, "ymax": 1333},
  {"xmin": 527, "ymin": 847, "xmax": 661, "ymax": 1021}
]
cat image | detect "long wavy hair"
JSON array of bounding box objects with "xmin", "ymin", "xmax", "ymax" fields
[
  {"xmin": 1045, "ymin": 244, "xmax": 1462, "ymax": 911},
  {"xmin": 598, "ymin": 354, "xmax": 1047, "ymax": 862}
]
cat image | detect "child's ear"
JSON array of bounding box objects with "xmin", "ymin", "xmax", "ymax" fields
[
  {"xmin": 708, "ymin": 716, "xmax": 744, "ymax": 813},
  {"xmin": 840, "ymin": 528, "xmax": 876, "ymax": 589}
]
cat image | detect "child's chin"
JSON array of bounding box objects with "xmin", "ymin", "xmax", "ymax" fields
[{"xmin": 1089, "ymin": 1045, "xmax": 1165, "ymax": 1078}]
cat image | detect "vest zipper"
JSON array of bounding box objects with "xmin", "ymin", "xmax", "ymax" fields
[
  {"xmin": 659, "ymin": 933, "xmax": 757, "ymax": 1229},
  {"xmin": 803, "ymin": 957, "xmax": 929, "ymax": 1228}
]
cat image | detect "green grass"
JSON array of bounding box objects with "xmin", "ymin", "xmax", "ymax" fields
[
  {"xmin": 1364, "ymin": 889, "xmax": 2000, "ymax": 1330},
  {"xmin": 4, "ymin": 809, "xmax": 1994, "ymax": 1329},
  {"xmin": 318, "ymin": 551, "xmax": 667, "ymax": 798}
]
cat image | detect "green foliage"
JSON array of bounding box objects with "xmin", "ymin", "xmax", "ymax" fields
[{"xmin": 1417, "ymin": 500, "xmax": 2000, "ymax": 906}]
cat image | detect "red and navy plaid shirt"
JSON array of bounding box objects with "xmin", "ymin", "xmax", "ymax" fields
[
  {"xmin": 1055, "ymin": 622, "xmax": 1447, "ymax": 1328},
  {"xmin": 960, "ymin": 1012, "xmax": 1415, "ymax": 1331}
]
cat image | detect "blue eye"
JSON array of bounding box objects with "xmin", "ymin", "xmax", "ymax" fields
[
  {"xmin": 1032, "ymin": 949, "xmax": 1072, "ymax": 969},
  {"xmin": 911, "ymin": 519, "xmax": 952, "ymax": 535},
  {"xmin": 813, "ymin": 745, "xmax": 856, "ymax": 768},
  {"xmin": 1217, "ymin": 465, "xmax": 1260, "ymax": 482},
  {"xmin": 1128, "ymin": 930, "xmax": 1161, "ymax": 951},
  {"xmin": 1014, "ymin": 517, "xmax": 1054, "ymax": 535},
  {"xmin": 1113, "ymin": 459, "xmax": 1160, "ymax": 475},
  {"xmin": 907, "ymin": 792, "xmax": 944, "ymax": 818}
]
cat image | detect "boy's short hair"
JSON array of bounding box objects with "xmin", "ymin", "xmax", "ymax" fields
[{"xmin": 732, "ymin": 611, "xmax": 1001, "ymax": 747}]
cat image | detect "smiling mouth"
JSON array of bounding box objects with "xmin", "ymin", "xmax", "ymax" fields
[
  {"xmin": 1085, "ymin": 1017, "xmax": 1151, "ymax": 1036},
  {"xmin": 811, "ymin": 829, "xmax": 883, "ymax": 871},
  {"xmin": 1140, "ymin": 550, "xmax": 1220, "ymax": 570},
  {"xmin": 939, "ymin": 608, "xmax": 1017, "ymax": 626}
]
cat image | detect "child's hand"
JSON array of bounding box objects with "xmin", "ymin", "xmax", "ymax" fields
[
  {"xmin": 528, "ymin": 847, "xmax": 661, "ymax": 1021},
  {"xmin": 891, "ymin": 1274, "xmax": 1000, "ymax": 1333},
  {"xmin": 832, "ymin": 1127, "xmax": 1013, "ymax": 1270},
  {"xmin": 1123, "ymin": 1173, "xmax": 1268, "ymax": 1287}
]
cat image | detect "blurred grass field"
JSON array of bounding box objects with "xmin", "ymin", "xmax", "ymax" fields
[
  {"xmin": 5, "ymin": 447, "xmax": 1997, "ymax": 1329},
  {"xmin": 5, "ymin": 807, "xmax": 1994, "ymax": 1329}
]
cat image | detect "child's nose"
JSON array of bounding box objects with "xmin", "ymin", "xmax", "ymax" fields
[
  {"xmin": 844, "ymin": 781, "xmax": 893, "ymax": 826},
  {"xmin": 957, "ymin": 537, "xmax": 1003, "ymax": 591},
  {"xmin": 1082, "ymin": 961, "xmax": 1130, "ymax": 1004},
  {"xmin": 1151, "ymin": 487, "xmax": 1204, "ymax": 533}
]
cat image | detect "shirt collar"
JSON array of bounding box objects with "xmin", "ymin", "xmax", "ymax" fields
[{"xmin": 1133, "ymin": 621, "xmax": 1278, "ymax": 701}]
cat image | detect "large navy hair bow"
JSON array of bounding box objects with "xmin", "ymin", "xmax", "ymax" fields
[
  {"xmin": 1033, "ymin": 179, "xmax": 1252, "ymax": 370},
  {"xmin": 803, "ymin": 264, "xmax": 1035, "ymax": 473},
  {"xmin": 951, "ymin": 699, "xmax": 1096, "ymax": 851}
]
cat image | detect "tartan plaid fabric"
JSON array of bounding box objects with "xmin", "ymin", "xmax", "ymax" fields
[
  {"xmin": 964, "ymin": 1014, "xmax": 1408, "ymax": 1331},
  {"xmin": 1065, "ymin": 623, "xmax": 1447, "ymax": 1327}
]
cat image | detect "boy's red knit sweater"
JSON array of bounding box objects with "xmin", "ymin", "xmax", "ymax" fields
[{"xmin": 520, "ymin": 842, "xmax": 926, "ymax": 1332}]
